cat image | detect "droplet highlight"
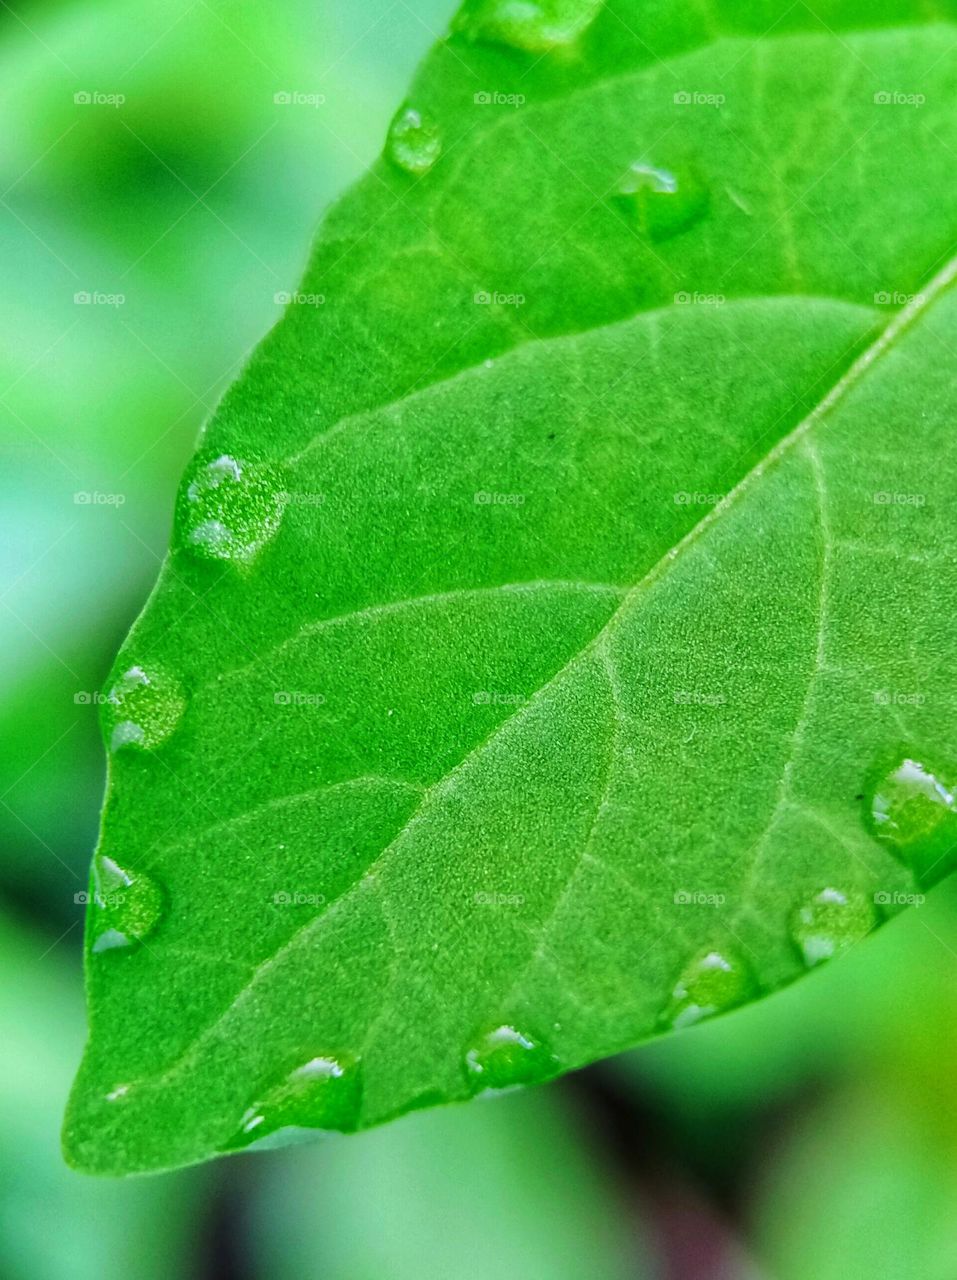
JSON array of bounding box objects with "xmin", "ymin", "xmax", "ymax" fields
[
  {"xmin": 177, "ymin": 453, "xmax": 285, "ymax": 564},
  {"xmin": 788, "ymin": 887, "xmax": 876, "ymax": 969},
  {"xmin": 615, "ymin": 161, "xmax": 708, "ymax": 242},
  {"xmin": 866, "ymin": 756, "xmax": 957, "ymax": 883},
  {"xmin": 464, "ymin": 1024, "xmax": 556, "ymax": 1092},
  {"xmin": 661, "ymin": 947, "xmax": 756, "ymax": 1030},
  {"xmin": 226, "ymin": 1054, "xmax": 361, "ymax": 1150},
  {"xmin": 454, "ymin": 0, "xmax": 603, "ymax": 52},
  {"xmin": 386, "ymin": 105, "xmax": 442, "ymax": 176},
  {"xmin": 104, "ymin": 664, "xmax": 186, "ymax": 753},
  {"xmin": 89, "ymin": 856, "xmax": 165, "ymax": 954}
]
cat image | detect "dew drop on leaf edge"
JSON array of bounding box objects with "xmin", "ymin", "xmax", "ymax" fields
[
  {"xmin": 788, "ymin": 886, "xmax": 876, "ymax": 969},
  {"xmin": 105, "ymin": 663, "xmax": 186, "ymax": 753},
  {"xmin": 865, "ymin": 755, "xmax": 957, "ymax": 884},
  {"xmin": 614, "ymin": 160, "xmax": 708, "ymax": 242},
  {"xmin": 385, "ymin": 104, "xmax": 442, "ymax": 176},
  {"xmin": 453, "ymin": 0, "xmax": 604, "ymax": 53},
  {"xmin": 89, "ymin": 856, "xmax": 165, "ymax": 954},
  {"xmin": 176, "ymin": 453, "xmax": 286, "ymax": 565},
  {"xmin": 224, "ymin": 1054, "xmax": 361, "ymax": 1150},
  {"xmin": 464, "ymin": 1024, "xmax": 557, "ymax": 1092},
  {"xmin": 660, "ymin": 947, "xmax": 756, "ymax": 1030}
]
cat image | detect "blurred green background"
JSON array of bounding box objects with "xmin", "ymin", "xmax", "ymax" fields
[{"xmin": 4, "ymin": 1, "xmax": 957, "ymax": 1276}]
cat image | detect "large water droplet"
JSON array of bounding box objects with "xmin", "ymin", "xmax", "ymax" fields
[
  {"xmin": 104, "ymin": 664, "xmax": 186, "ymax": 753},
  {"xmin": 866, "ymin": 756, "xmax": 957, "ymax": 883},
  {"xmin": 615, "ymin": 161, "xmax": 708, "ymax": 242},
  {"xmin": 226, "ymin": 1054, "xmax": 361, "ymax": 1149},
  {"xmin": 788, "ymin": 887, "xmax": 876, "ymax": 969},
  {"xmin": 464, "ymin": 1024, "xmax": 556, "ymax": 1092},
  {"xmin": 454, "ymin": 0, "xmax": 603, "ymax": 52},
  {"xmin": 89, "ymin": 856, "xmax": 165, "ymax": 953},
  {"xmin": 386, "ymin": 105, "xmax": 442, "ymax": 176},
  {"xmin": 661, "ymin": 947, "xmax": 756, "ymax": 1030},
  {"xmin": 177, "ymin": 454, "xmax": 285, "ymax": 564}
]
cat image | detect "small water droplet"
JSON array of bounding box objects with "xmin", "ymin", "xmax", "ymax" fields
[
  {"xmin": 788, "ymin": 887, "xmax": 876, "ymax": 968},
  {"xmin": 177, "ymin": 453, "xmax": 285, "ymax": 564},
  {"xmin": 464, "ymin": 1024, "xmax": 556, "ymax": 1092},
  {"xmin": 226, "ymin": 1054, "xmax": 361, "ymax": 1149},
  {"xmin": 105, "ymin": 664, "xmax": 186, "ymax": 753},
  {"xmin": 866, "ymin": 756, "xmax": 957, "ymax": 883},
  {"xmin": 615, "ymin": 161, "xmax": 708, "ymax": 242},
  {"xmin": 661, "ymin": 947, "xmax": 756, "ymax": 1030},
  {"xmin": 386, "ymin": 105, "xmax": 442, "ymax": 176},
  {"xmin": 89, "ymin": 856, "xmax": 165, "ymax": 953},
  {"xmin": 454, "ymin": 0, "xmax": 603, "ymax": 52},
  {"xmin": 105, "ymin": 1084, "xmax": 131, "ymax": 1103}
]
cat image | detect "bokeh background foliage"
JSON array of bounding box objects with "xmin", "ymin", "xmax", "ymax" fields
[{"xmin": 3, "ymin": 1, "xmax": 957, "ymax": 1276}]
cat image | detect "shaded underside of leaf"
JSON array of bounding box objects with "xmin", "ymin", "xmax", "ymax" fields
[{"xmin": 66, "ymin": 0, "xmax": 957, "ymax": 1173}]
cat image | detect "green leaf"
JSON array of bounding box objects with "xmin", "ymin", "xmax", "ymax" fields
[{"xmin": 66, "ymin": 0, "xmax": 957, "ymax": 1174}]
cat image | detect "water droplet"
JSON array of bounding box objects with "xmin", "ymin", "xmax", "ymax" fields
[
  {"xmin": 788, "ymin": 887, "xmax": 876, "ymax": 968},
  {"xmin": 89, "ymin": 856, "xmax": 165, "ymax": 953},
  {"xmin": 661, "ymin": 947, "xmax": 756, "ymax": 1030},
  {"xmin": 386, "ymin": 105, "xmax": 442, "ymax": 176},
  {"xmin": 866, "ymin": 756, "xmax": 957, "ymax": 883},
  {"xmin": 105, "ymin": 1084, "xmax": 131, "ymax": 1103},
  {"xmin": 177, "ymin": 453, "xmax": 285, "ymax": 564},
  {"xmin": 226, "ymin": 1054, "xmax": 361, "ymax": 1149},
  {"xmin": 464, "ymin": 1024, "xmax": 556, "ymax": 1092},
  {"xmin": 454, "ymin": 0, "xmax": 603, "ymax": 52},
  {"xmin": 615, "ymin": 161, "xmax": 708, "ymax": 242},
  {"xmin": 104, "ymin": 664, "xmax": 186, "ymax": 753}
]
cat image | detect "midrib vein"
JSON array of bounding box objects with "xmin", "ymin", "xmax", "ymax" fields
[
  {"xmin": 135, "ymin": 251, "xmax": 957, "ymax": 1099},
  {"xmin": 606, "ymin": 254, "xmax": 957, "ymax": 631}
]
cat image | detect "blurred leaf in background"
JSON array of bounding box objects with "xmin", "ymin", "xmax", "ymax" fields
[{"xmin": 247, "ymin": 1089, "xmax": 645, "ymax": 1280}]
